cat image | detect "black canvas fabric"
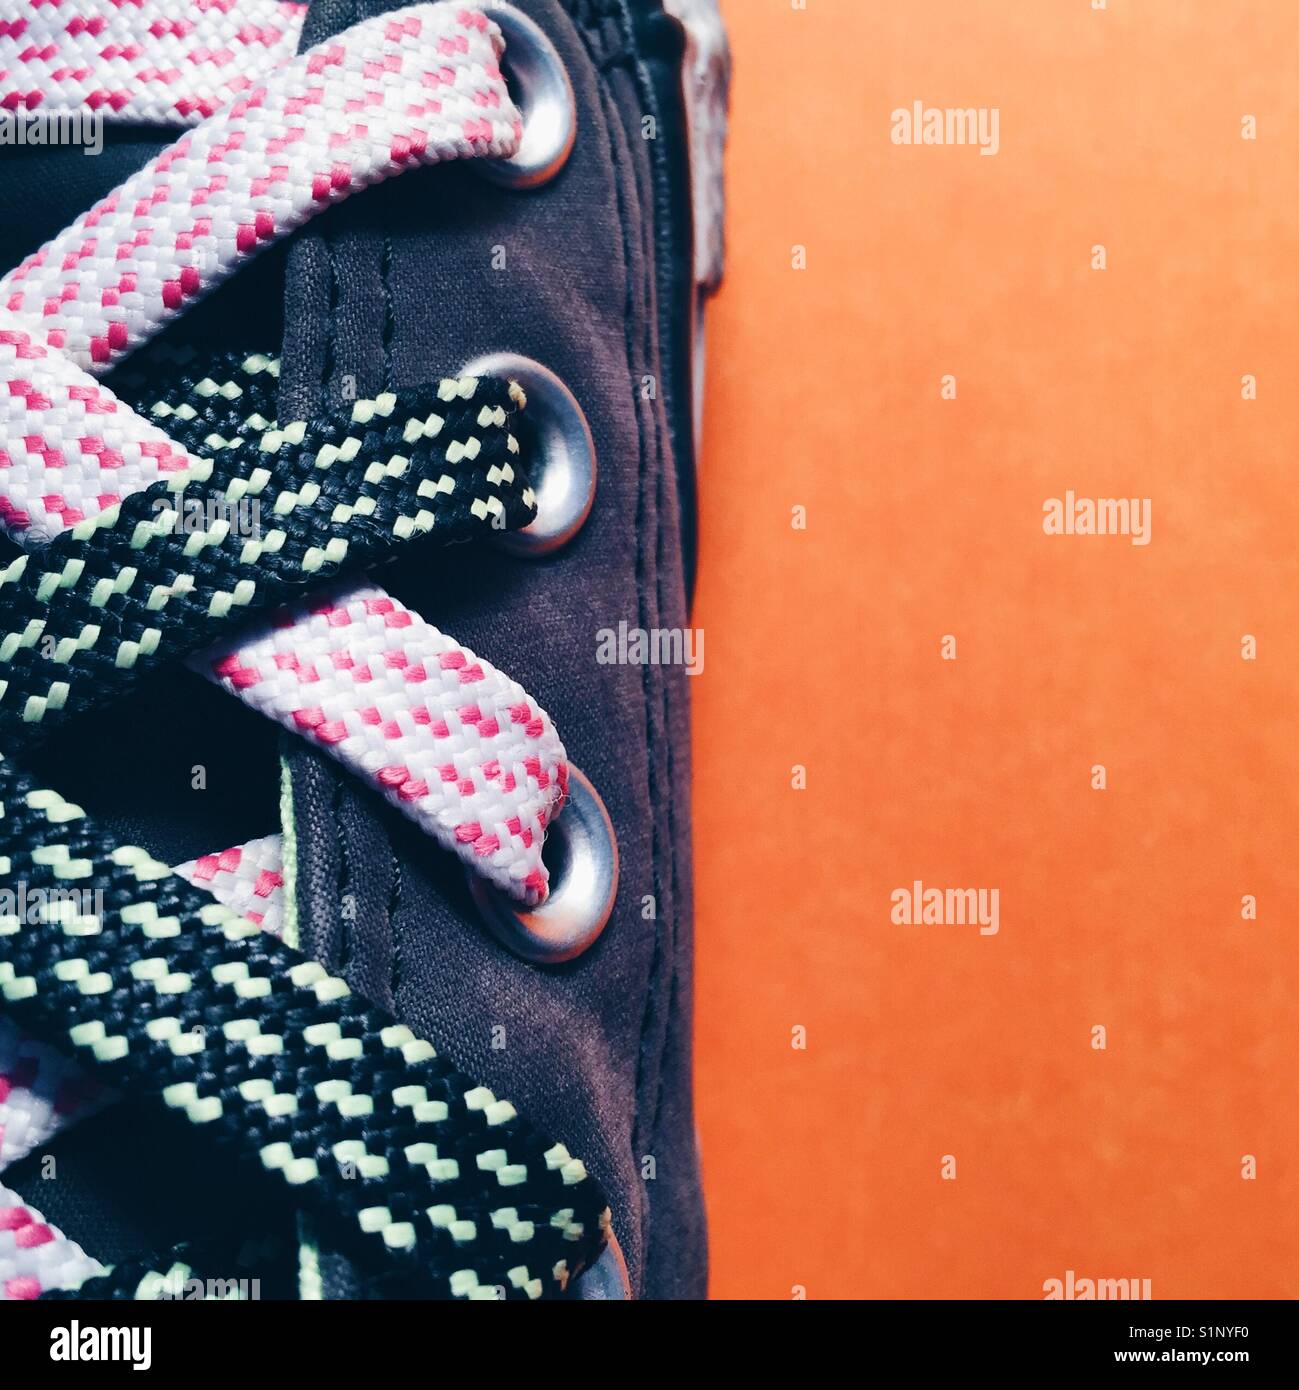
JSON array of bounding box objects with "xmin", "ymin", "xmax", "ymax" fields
[
  {"xmin": 1, "ymin": 0, "xmax": 706, "ymax": 1300},
  {"xmin": 283, "ymin": 0, "xmax": 706, "ymax": 1299}
]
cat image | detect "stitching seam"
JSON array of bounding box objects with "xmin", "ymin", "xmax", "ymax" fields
[{"xmin": 593, "ymin": 75, "xmax": 662, "ymax": 1284}]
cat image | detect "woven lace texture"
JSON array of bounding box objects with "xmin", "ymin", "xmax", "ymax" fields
[
  {"xmin": 1, "ymin": 0, "xmax": 309, "ymax": 124},
  {"xmin": 0, "ymin": 756, "xmax": 609, "ymax": 1298},
  {"xmin": 0, "ymin": 5, "xmax": 566, "ymax": 903}
]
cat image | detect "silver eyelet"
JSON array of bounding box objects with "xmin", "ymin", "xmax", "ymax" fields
[
  {"xmin": 461, "ymin": 351, "xmax": 596, "ymax": 555},
  {"xmin": 477, "ymin": 2, "xmax": 576, "ymax": 189},
  {"xmin": 467, "ymin": 766, "xmax": 618, "ymax": 964},
  {"xmin": 575, "ymin": 1229, "xmax": 632, "ymax": 1300}
]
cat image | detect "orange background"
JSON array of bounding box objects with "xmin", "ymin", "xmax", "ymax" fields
[{"xmin": 693, "ymin": 0, "xmax": 1299, "ymax": 1299}]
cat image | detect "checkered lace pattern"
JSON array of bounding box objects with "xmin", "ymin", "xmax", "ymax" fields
[
  {"xmin": 0, "ymin": 1, "xmax": 609, "ymax": 1300},
  {"xmin": 0, "ymin": 754, "xmax": 609, "ymax": 1299},
  {"xmin": 1, "ymin": 0, "xmax": 308, "ymax": 125},
  {"xmin": 0, "ymin": 3, "xmax": 564, "ymax": 904}
]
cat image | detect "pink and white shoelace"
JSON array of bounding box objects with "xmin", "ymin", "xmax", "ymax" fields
[
  {"xmin": 2, "ymin": 0, "xmax": 309, "ymax": 125},
  {"xmin": 0, "ymin": 0, "xmax": 573, "ymax": 1296}
]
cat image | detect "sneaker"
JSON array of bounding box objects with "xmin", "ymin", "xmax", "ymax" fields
[{"xmin": 0, "ymin": 0, "xmax": 728, "ymax": 1303}]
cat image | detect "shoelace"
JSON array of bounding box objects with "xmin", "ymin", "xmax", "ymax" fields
[
  {"xmin": 0, "ymin": 362, "xmax": 536, "ymax": 727},
  {"xmin": 0, "ymin": 1, "xmax": 610, "ymax": 1299},
  {"xmin": 0, "ymin": 342, "xmax": 564, "ymax": 898},
  {"xmin": 36, "ymin": 1231, "xmax": 299, "ymax": 1302},
  {"xmin": 0, "ymin": 347, "xmax": 567, "ymax": 1266},
  {"xmin": 124, "ymin": 347, "xmax": 565, "ymax": 904},
  {"xmin": 1, "ymin": 830, "xmax": 284, "ymax": 1300},
  {"xmin": 0, "ymin": 1, "xmax": 562, "ymax": 904},
  {"xmin": 0, "ymin": 754, "xmax": 608, "ymax": 1301},
  {"xmin": 1, "ymin": 0, "xmax": 308, "ymax": 125},
  {"xmin": 1, "ymin": 1179, "xmax": 102, "ymax": 1301},
  {"xmin": 1, "ymin": 834, "xmax": 283, "ymax": 1165}
]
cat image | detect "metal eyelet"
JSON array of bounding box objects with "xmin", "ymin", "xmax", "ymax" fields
[
  {"xmin": 575, "ymin": 1229, "xmax": 632, "ymax": 1300},
  {"xmin": 461, "ymin": 351, "xmax": 596, "ymax": 555},
  {"xmin": 467, "ymin": 766, "xmax": 618, "ymax": 964},
  {"xmin": 477, "ymin": 2, "xmax": 576, "ymax": 189}
]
